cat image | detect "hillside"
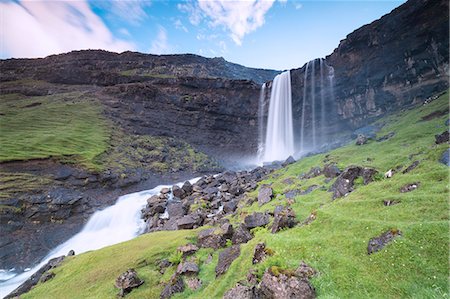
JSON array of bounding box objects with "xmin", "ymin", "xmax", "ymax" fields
[{"xmin": 19, "ymin": 92, "xmax": 449, "ymax": 298}]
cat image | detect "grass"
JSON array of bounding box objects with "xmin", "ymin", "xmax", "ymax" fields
[
  {"xmin": 22, "ymin": 92, "xmax": 449, "ymax": 298},
  {"xmin": 0, "ymin": 92, "xmax": 110, "ymax": 169}
]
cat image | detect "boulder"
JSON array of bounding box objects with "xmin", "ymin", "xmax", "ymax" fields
[
  {"xmin": 186, "ymin": 277, "xmax": 202, "ymax": 291},
  {"xmin": 223, "ymin": 200, "xmax": 238, "ymax": 214},
  {"xmin": 252, "ymin": 242, "xmax": 268, "ymax": 264},
  {"xmin": 329, "ymin": 166, "xmax": 378, "ymax": 199},
  {"xmin": 282, "ymin": 156, "xmax": 296, "ymax": 167},
  {"xmin": 402, "ymin": 160, "xmax": 420, "ymax": 174},
  {"xmin": 259, "ymin": 270, "xmax": 315, "ymax": 299},
  {"xmin": 176, "ymin": 261, "xmax": 199, "ymax": 275},
  {"xmin": 440, "ymin": 149, "xmax": 450, "ymax": 166},
  {"xmin": 160, "ymin": 275, "xmax": 184, "ymax": 299},
  {"xmin": 231, "ymin": 224, "xmax": 253, "ymax": 245},
  {"xmin": 322, "ymin": 163, "xmax": 341, "ymax": 178},
  {"xmin": 383, "ymin": 199, "xmax": 400, "ymax": 206},
  {"xmin": 197, "ymin": 228, "xmax": 226, "ymax": 249},
  {"xmin": 368, "ymin": 229, "xmax": 402, "ymax": 254},
  {"xmin": 223, "ymin": 284, "xmax": 259, "ymax": 299},
  {"xmin": 177, "ymin": 244, "xmax": 199, "ymax": 257},
  {"xmin": 300, "ymin": 167, "xmax": 322, "ymax": 179},
  {"xmin": 160, "ymin": 187, "xmax": 171, "ymax": 194},
  {"xmin": 158, "ymin": 259, "xmax": 172, "ymax": 274},
  {"xmin": 258, "ymin": 185, "xmax": 273, "ymax": 206},
  {"xmin": 271, "ymin": 207, "xmax": 297, "ymax": 233},
  {"xmin": 400, "ymin": 182, "xmax": 419, "ymax": 193},
  {"xmin": 244, "ymin": 212, "xmax": 270, "ymax": 229},
  {"xmin": 216, "ymin": 245, "xmax": 241, "ymax": 276},
  {"xmin": 182, "ymin": 181, "xmax": 193, "ymax": 195},
  {"xmin": 115, "ymin": 269, "xmax": 144, "ymax": 297},
  {"xmin": 220, "ymin": 221, "xmax": 234, "ymax": 239},
  {"xmin": 355, "ymin": 134, "xmax": 368, "ymax": 145},
  {"xmin": 376, "ymin": 131, "xmax": 395, "ymax": 142},
  {"xmin": 172, "ymin": 185, "xmax": 186, "ymax": 199},
  {"xmin": 167, "ymin": 201, "xmax": 186, "ymax": 218},
  {"xmin": 435, "ymin": 131, "xmax": 449, "ymax": 144},
  {"xmin": 176, "ymin": 215, "xmax": 198, "ymax": 230},
  {"xmin": 39, "ymin": 272, "xmax": 55, "ymax": 283},
  {"xmin": 295, "ymin": 262, "xmax": 317, "ymax": 279}
]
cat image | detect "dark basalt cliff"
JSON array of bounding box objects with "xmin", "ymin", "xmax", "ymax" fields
[{"xmin": 290, "ymin": 0, "xmax": 449, "ymax": 147}]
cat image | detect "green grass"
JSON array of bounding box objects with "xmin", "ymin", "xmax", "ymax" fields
[
  {"xmin": 0, "ymin": 92, "xmax": 110, "ymax": 169},
  {"xmin": 22, "ymin": 92, "xmax": 449, "ymax": 298}
]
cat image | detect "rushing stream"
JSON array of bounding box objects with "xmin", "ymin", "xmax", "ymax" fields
[{"xmin": 0, "ymin": 178, "xmax": 198, "ymax": 298}]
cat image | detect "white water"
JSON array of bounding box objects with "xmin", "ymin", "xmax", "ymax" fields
[
  {"xmin": 300, "ymin": 61, "xmax": 310, "ymax": 152},
  {"xmin": 257, "ymin": 83, "xmax": 266, "ymax": 161},
  {"xmin": 0, "ymin": 178, "xmax": 198, "ymax": 298},
  {"xmin": 262, "ymin": 71, "xmax": 294, "ymax": 162}
]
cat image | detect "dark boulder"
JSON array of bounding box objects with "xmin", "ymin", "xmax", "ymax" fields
[
  {"xmin": 383, "ymin": 199, "xmax": 400, "ymax": 206},
  {"xmin": 160, "ymin": 275, "xmax": 184, "ymax": 299},
  {"xmin": 282, "ymin": 156, "xmax": 296, "ymax": 167},
  {"xmin": 271, "ymin": 207, "xmax": 297, "ymax": 233},
  {"xmin": 182, "ymin": 181, "xmax": 193, "ymax": 195},
  {"xmin": 402, "ymin": 160, "xmax": 420, "ymax": 174},
  {"xmin": 435, "ymin": 131, "xmax": 449, "ymax": 144},
  {"xmin": 176, "ymin": 261, "xmax": 199, "ymax": 275},
  {"xmin": 216, "ymin": 245, "xmax": 241, "ymax": 276},
  {"xmin": 244, "ymin": 212, "xmax": 270, "ymax": 229},
  {"xmin": 167, "ymin": 201, "xmax": 186, "ymax": 218},
  {"xmin": 322, "ymin": 163, "xmax": 341, "ymax": 178},
  {"xmin": 259, "ymin": 270, "xmax": 316, "ymax": 299},
  {"xmin": 300, "ymin": 167, "xmax": 322, "ymax": 179},
  {"xmin": 220, "ymin": 221, "xmax": 234, "ymax": 239},
  {"xmin": 176, "ymin": 215, "xmax": 199, "ymax": 230},
  {"xmin": 115, "ymin": 269, "xmax": 144, "ymax": 297},
  {"xmin": 172, "ymin": 185, "xmax": 186, "ymax": 199},
  {"xmin": 252, "ymin": 242, "xmax": 268, "ymax": 264},
  {"xmin": 177, "ymin": 244, "xmax": 199, "ymax": 257},
  {"xmin": 223, "ymin": 283, "xmax": 259, "ymax": 299},
  {"xmin": 258, "ymin": 185, "xmax": 273, "ymax": 206},
  {"xmin": 400, "ymin": 182, "xmax": 419, "ymax": 193},
  {"xmin": 223, "ymin": 200, "xmax": 238, "ymax": 214},
  {"xmin": 355, "ymin": 134, "xmax": 368, "ymax": 145},
  {"xmin": 329, "ymin": 166, "xmax": 378, "ymax": 199},
  {"xmin": 368, "ymin": 229, "xmax": 402, "ymax": 254},
  {"xmin": 231, "ymin": 224, "xmax": 253, "ymax": 245},
  {"xmin": 440, "ymin": 149, "xmax": 450, "ymax": 166},
  {"xmin": 39, "ymin": 271, "xmax": 55, "ymax": 283},
  {"xmin": 197, "ymin": 228, "xmax": 226, "ymax": 249},
  {"xmin": 158, "ymin": 259, "xmax": 172, "ymax": 274},
  {"xmin": 376, "ymin": 131, "xmax": 395, "ymax": 142}
]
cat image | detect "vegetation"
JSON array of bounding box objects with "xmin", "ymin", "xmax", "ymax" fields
[
  {"xmin": 119, "ymin": 69, "xmax": 176, "ymax": 79},
  {"xmin": 22, "ymin": 92, "xmax": 449, "ymax": 298}
]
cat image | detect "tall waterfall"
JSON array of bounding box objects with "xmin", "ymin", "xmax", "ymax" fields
[
  {"xmin": 0, "ymin": 178, "xmax": 198, "ymax": 298},
  {"xmin": 262, "ymin": 71, "xmax": 294, "ymax": 162},
  {"xmin": 257, "ymin": 83, "xmax": 266, "ymax": 161}
]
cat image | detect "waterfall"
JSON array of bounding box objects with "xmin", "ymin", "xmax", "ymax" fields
[
  {"xmin": 300, "ymin": 61, "xmax": 310, "ymax": 152},
  {"xmin": 311, "ymin": 59, "xmax": 316, "ymax": 148},
  {"xmin": 320, "ymin": 59, "xmax": 326, "ymax": 145},
  {"xmin": 0, "ymin": 178, "xmax": 199, "ymax": 298},
  {"xmin": 262, "ymin": 71, "xmax": 294, "ymax": 162},
  {"xmin": 257, "ymin": 83, "xmax": 266, "ymax": 161}
]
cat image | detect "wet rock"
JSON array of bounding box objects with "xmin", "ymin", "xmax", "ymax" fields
[
  {"xmin": 177, "ymin": 244, "xmax": 198, "ymax": 257},
  {"xmin": 355, "ymin": 134, "xmax": 368, "ymax": 145},
  {"xmin": 300, "ymin": 167, "xmax": 322, "ymax": 179},
  {"xmin": 160, "ymin": 187, "xmax": 171, "ymax": 194},
  {"xmin": 49, "ymin": 188, "xmax": 83, "ymax": 205},
  {"xmin": 244, "ymin": 212, "xmax": 270, "ymax": 229},
  {"xmin": 322, "ymin": 163, "xmax": 341, "ymax": 178},
  {"xmin": 172, "ymin": 185, "xmax": 186, "ymax": 199},
  {"xmin": 376, "ymin": 131, "xmax": 395, "ymax": 142},
  {"xmin": 197, "ymin": 228, "xmax": 226, "ymax": 249},
  {"xmin": 182, "ymin": 181, "xmax": 193, "ymax": 195},
  {"xmin": 435, "ymin": 131, "xmax": 449, "ymax": 144},
  {"xmin": 115, "ymin": 269, "xmax": 144, "ymax": 297},
  {"xmin": 440, "ymin": 149, "xmax": 450, "ymax": 166},
  {"xmin": 402, "ymin": 160, "xmax": 420, "ymax": 174},
  {"xmin": 282, "ymin": 156, "xmax": 296, "ymax": 167},
  {"xmin": 231, "ymin": 224, "xmax": 253, "ymax": 245},
  {"xmin": 329, "ymin": 166, "xmax": 378, "ymax": 199},
  {"xmin": 368, "ymin": 229, "xmax": 402, "ymax": 254},
  {"xmin": 167, "ymin": 201, "xmax": 186, "ymax": 218},
  {"xmin": 216, "ymin": 245, "xmax": 240, "ymax": 276},
  {"xmin": 252, "ymin": 242, "xmax": 268, "ymax": 264},
  {"xmin": 259, "ymin": 270, "xmax": 316, "ymax": 299},
  {"xmin": 40, "ymin": 271, "xmax": 55, "ymax": 283},
  {"xmin": 223, "ymin": 284, "xmax": 258, "ymax": 299},
  {"xmin": 160, "ymin": 275, "xmax": 184, "ymax": 299},
  {"xmin": 383, "ymin": 199, "xmax": 400, "ymax": 206},
  {"xmin": 258, "ymin": 185, "xmax": 273, "ymax": 206},
  {"xmin": 186, "ymin": 277, "xmax": 202, "ymax": 290},
  {"xmin": 271, "ymin": 207, "xmax": 297, "ymax": 233},
  {"xmin": 177, "ymin": 261, "xmax": 199, "ymax": 275},
  {"xmin": 400, "ymin": 182, "xmax": 419, "ymax": 193}
]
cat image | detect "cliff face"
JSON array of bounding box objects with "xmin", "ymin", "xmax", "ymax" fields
[{"xmin": 290, "ymin": 0, "xmax": 449, "ymax": 147}]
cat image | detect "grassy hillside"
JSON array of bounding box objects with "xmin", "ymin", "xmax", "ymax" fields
[{"xmin": 22, "ymin": 92, "xmax": 449, "ymax": 298}]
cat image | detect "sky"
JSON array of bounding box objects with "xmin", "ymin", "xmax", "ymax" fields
[{"xmin": 0, "ymin": 0, "xmax": 406, "ymax": 70}]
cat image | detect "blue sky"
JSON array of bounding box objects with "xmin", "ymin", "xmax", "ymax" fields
[{"xmin": 1, "ymin": 0, "xmax": 406, "ymax": 70}]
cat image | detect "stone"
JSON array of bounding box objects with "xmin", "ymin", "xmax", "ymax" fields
[
  {"xmin": 115, "ymin": 269, "xmax": 144, "ymax": 297},
  {"xmin": 295, "ymin": 261, "xmax": 317, "ymax": 279},
  {"xmin": 300, "ymin": 167, "xmax": 322, "ymax": 179},
  {"xmin": 216, "ymin": 245, "xmax": 240, "ymax": 276},
  {"xmin": 220, "ymin": 221, "xmax": 234, "ymax": 239},
  {"xmin": 376, "ymin": 131, "xmax": 395, "ymax": 142},
  {"xmin": 182, "ymin": 181, "xmax": 193, "ymax": 195},
  {"xmin": 177, "ymin": 261, "xmax": 199, "ymax": 275},
  {"xmin": 284, "ymin": 190, "xmax": 299, "ymax": 199},
  {"xmin": 167, "ymin": 201, "xmax": 186, "ymax": 218},
  {"xmin": 158, "ymin": 259, "xmax": 172, "ymax": 274},
  {"xmin": 67, "ymin": 250, "xmax": 75, "ymax": 256},
  {"xmin": 160, "ymin": 187, "xmax": 171, "ymax": 194},
  {"xmin": 231, "ymin": 224, "xmax": 253, "ymax": 245},
  {"xmin": 299, "ymin": 185, "xmax": 319, "ymax": 195},
  {"xmin": 39, "ymin": 271, "xmax": 55, "ymax": 283},
  {"xmin": 177, "ymin": 244, "xmax": 199, "ymax": 257},
  {"xmin": 402, "ymin": 160, "xmax": 420, "ymax": 174},
  {"xmin": 352, "ymin": 125, "xmax": 378, "ymax": 140},
  {"xmin": 223, "ymin": 284, "xmax": 258, "ymax": 299},
  {"xmin": 368, "ymin": 229, "xmax": 402, "ymax": 254},
  {"xmin": 329, "ymin": 166, "xmax": 378, "ymax": 199},
  {"xmin": 172, "ymin": 185, "xmax": 186, "ymax": 199},
  {"xmin": 383, "ymin": 199, "xmax": 400, "ymax": 206},
  {"xmin": 259, "ymin": 271, "xmax": 315, "ymax": 299},
  {"xmin": 355, "ymin": 134, "xmax": 368, "ymax": 145},
  {"xmin": 197, "ymin": 228, "xmax": 226, "ymax": 249},
  {"xmin": 435, "ymin": 131, "xmax": 449, "ymax": 144},
  {"xmin": 440, "ymin": 149, "xmax": 450, "ymax": 166},
  {"xmin": 223, "ymin": 200, "xmax": 238, "ymax": 214},
  {"xmin": 177, "ymin": 215, "xmax": 198, "ymax": 230},
  {"xmin": 160, "ymin": 275, "xmax": 184, "ymax": 299},
  {"xmin": 244, "ymin": 212, "xmax": 270, "ymax": 229},
  {"xmin": 258, "ymin": 185, "xmax": 273, "ymax": 206},
  {"xmin": 322, "ymin": 163, "xmax": 341, "ymax": 178},
  {"xmin": 271, "ymin": 207, "xmax": 297, "ymax": 233},
  {"xmin": 400, "ymin": 182, "xmax": 419, "ymax": 193},
  {"xmin": 300, "ymin": 212, "xmax": 317, "ymax": 226},
  {"xmin": 252, "ymin": 242, "xmax": 268, "ymax": 264},
  {"xmin": 186, "ymin": 277, "xmax": 202, "ymax": 290},
  {"xmin": 282, "ymin": 156, "xmax": 296, "ymax": 167}
]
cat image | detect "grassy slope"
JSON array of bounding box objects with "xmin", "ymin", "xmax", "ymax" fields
[{"xmin": 23, "ymin": 93, "xmax": 449, "ymax": 299}]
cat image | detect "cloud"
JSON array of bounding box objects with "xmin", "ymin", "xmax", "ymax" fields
[
  {"xmin": 0, "ymin": 1, "xmax": 135, "ymax": 58},
  {"xmin": 174, "ymin": 19, "xmax": 188, "ymax": 32},
  {"xmin": 295, "ymin": 3, "xmax": 303, "ymax": 10},
  {"xmin": 179, "ymin": 0, "xmax": 275, "ymax": 46},
  {"xmin": 91, "ymin": 0, "xmax": 152, "ymax": 25},
  {"xmin": 150, "ymin": 26, "xmax": 171, "ymax": 55}
]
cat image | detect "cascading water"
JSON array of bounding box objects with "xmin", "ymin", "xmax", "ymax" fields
[
  {"xmin": 262, "ymin": 71, "xmax": 294, "ymax": 162},
  {"xmin": 257, "ymin": 82, "xmax": 266, "ymax": 161},
  {"xmin": 0, "ymin": 178, "xmax": 198, "ymax": 298},
  {"xmin": 300, "ymin": 61, "xmax": 310, "ymax": 152}
]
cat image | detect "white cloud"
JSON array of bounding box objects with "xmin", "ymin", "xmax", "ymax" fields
[
  {"xmin": 218, "ymin": 40, "xmax": 228, "ymax": 54},
  {"xmin": 0, "ymin": 1, "xmax": 135, "ymax": 58},
  {"xmin": 150, "ymin": 26, "xmax": 171, "ymax": 55},
  {"xmin": 179, "ymin": 0, "xmax": 275, "ymax": 46},
  {"xmin": 174, "ymin": 19, "xmax": 188, "ymax": 32},
  {"xmin": 92, "ymin": 0, "xmax": 152, "ymax": 25},
  {"xmin": 295, "ymin": 3, "xmax": 303, "ymax": 10}
]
